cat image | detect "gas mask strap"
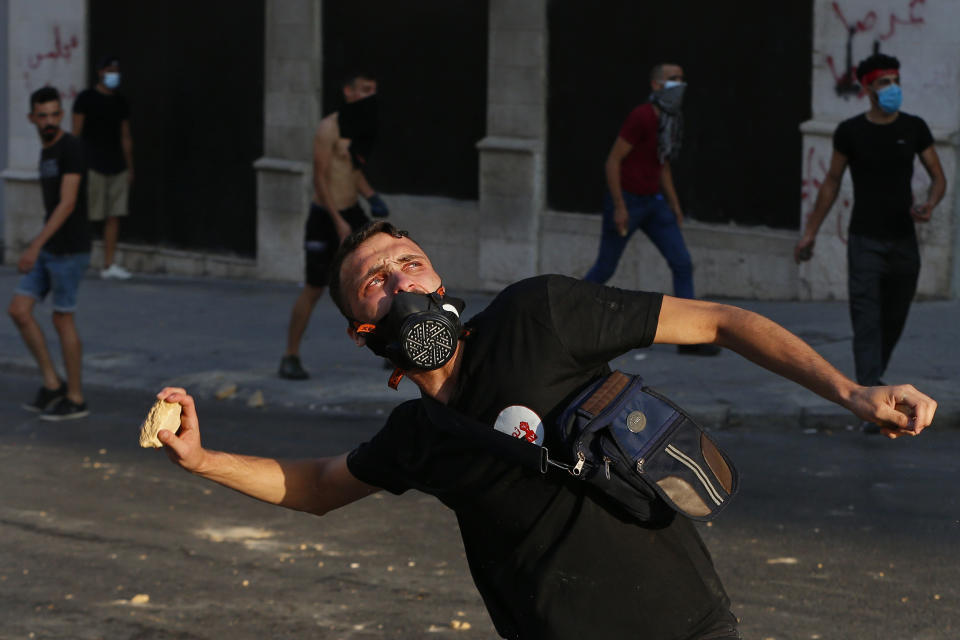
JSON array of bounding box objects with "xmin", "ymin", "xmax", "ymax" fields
[{"xmin": 388, "ymin": 367, "xmax": 405, "ymax": 390}]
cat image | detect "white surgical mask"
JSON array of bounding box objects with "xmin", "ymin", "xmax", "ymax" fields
[
  {"xmin": 103, "ymin": 72, "xmax": 121, "ymax": 89},
  {"xmin": 664, "ymin": 80, "xmax": 685, "ymax": 90}
]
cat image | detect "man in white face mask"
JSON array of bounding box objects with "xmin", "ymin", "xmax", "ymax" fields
[
  {"xmin": 584, "ymin": 63, "xmax": 719, "ymax": 356},
  {"xmin": 73, "ymin": 55, "xmax": 135, "ymax": 280}
]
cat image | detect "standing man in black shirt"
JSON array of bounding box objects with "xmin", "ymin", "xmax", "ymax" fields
[
  {"xmin": 154, "ymin": 221, "xmax": 936, "ymax": 638},
  {"xmin": 73, "ymin": 55, "xmax": 134, "ymax": 280},
  {"xmin": 8, "ymin": 87, "xmax": 92, "ymax": 420},
  {"xmin": 795, "ymin": 54, "xmax": 946, "ymax": 429}
]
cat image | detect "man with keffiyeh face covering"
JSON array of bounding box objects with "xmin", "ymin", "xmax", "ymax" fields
[
  {"xmin": 795, "ymin": 53, "xmax": 946, "ymax": 433},
  {"xmin": 584, "ymin": 63, "xmax": 719, "ymax": 356}
]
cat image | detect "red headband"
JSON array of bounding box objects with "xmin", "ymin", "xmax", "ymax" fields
[{"xmin": 860, "ymin": 68, "xmax": 898, "ymax": 88}]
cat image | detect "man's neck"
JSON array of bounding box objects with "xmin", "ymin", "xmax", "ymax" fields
[
  {"xmin": 406, "ymin": 340, "xmax": 465, "ymax": 404},
  {"xmin": 95, "ymin": 82, "xmax": 114, "ymax": 95},
  {"xmin": 41, "ymin": 129, "xmax": 65, "ymax": 149},
  {"xmin": 866, "ymin": 106, "xmax": 899, "ymax": 125}
]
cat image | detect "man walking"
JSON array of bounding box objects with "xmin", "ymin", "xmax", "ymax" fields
[
  {"xmin": 73, "ymin": 55, "xmax": 134, "ymax": 280},
  {"xmin": 795, "ymin": 53, "xmax": 945, "ymax": 431},
  {"xmin": 157, "ymin": 221, "xmax": 935, "ymax": 639},
  {"xmin": 584, "ymin": 63, "xmax": 718, "ymax": 355},
  {"xmin": 8, "ymin": 87, "xmax": 91, "ymax": 420},
  {"xmin": 278, "ymin": 70, "xmax": 390, "ymax": 380}
]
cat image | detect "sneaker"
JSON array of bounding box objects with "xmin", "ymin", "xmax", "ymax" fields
[
  {"xmin": 677, "ymin": 344, "xmax": 722, "ymax": 356},
  {"xmin": 22, "ymin": 383, "xmax": 67, "ymax": 412},
  {"xmin": 278, "ymin": 355, "xmax": 309, "ymax": 380},
  {"xmin": 101, "ymin": 264, "xmax": 132, "ymax": 280},
  {"xmin": 39, "ymin": 397, "xmax": 90, "ymax": 421}
]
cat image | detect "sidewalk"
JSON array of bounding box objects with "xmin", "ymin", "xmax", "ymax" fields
[{"xmin": 1, "ymin": 266, "xmax": 957, "ymax": 429}]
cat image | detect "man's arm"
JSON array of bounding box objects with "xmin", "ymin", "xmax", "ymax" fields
[
  {"xmin": 653, "ymin": 296, "xmax": 937, "ymax": 438},
  {"xmin": 313, "ymin": 120, "xmax": 352, "ymax": 242},
  {"xmin": 155, "ymin": 388, "xmax": 380, "ymax": 515},
  {"xmin": 72, "ymin": 113, "xmax": 85, "ymax": 136},
  {"xmin": 121, "ymin": 119, "xmax": 134, "ymax": 183},
  {"xmin": 605, "ymin": 137, "xmax": 633, "ymax": 236},
  {"xmin": 660, "ymin": 160, "xmax": 683, "ymax": 226},
  {"xmin": 18, "ymin": 173, "xmax": 82, "ymax": 273},
  {"xmin": 795, "ymin": 150, "xmax": 848, "ymax": 263},
  {"xmin": 911, "ymin": 145, "xmax": 946, "ymax": 222}
]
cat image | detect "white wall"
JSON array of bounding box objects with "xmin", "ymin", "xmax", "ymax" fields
[
  {"xmin": 6, "ymin": 0, "xmax": 86, "ymax": 170},
  {"xmin": 801, "ymin": 0, "xmax": 960, "ymax": 299},
  {"xmin": 2, "ymin": 0, "xmax": 87, "ymax": 262}
]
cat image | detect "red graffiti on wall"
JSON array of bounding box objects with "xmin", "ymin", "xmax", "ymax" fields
[
  {"xmin": 21, "ymin": 25, "xmax": 82, "ymax": 102},
  {"xmin": 832, "ymin": 0, "xmax": 925, "ymax": 41},
  {"xmin": 825, "ymin": 0, "xmax": 926, "ymax": 99},
  {"xmin": 27, "ymin": 26, "xmax": 80, "ymax": 70}
]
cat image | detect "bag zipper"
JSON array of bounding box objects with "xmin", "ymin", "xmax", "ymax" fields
[{"xmin": 634, "ymin": 411, "xmax": 683, "ymax": 475}]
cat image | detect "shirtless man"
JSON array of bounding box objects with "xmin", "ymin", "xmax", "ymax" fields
[{"xmin": 278, "ymin": 70, "xmax": 389, "ymax": 380}]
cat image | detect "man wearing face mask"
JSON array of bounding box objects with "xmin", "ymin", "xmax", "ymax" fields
[
  {"xmin": 278, "ymin": 70, "xmax": 390, "ymax": 380},
  {"xmin": 795, "ymin": 54, "xmax": 946, "ymax": 432},
  {"xmin": 73, "ymin": 55, "xmax": 134, "ymax": 280},
  {"xmin": 155, "ymin": 220, "xmax": 937, "ymax": 639},
  {"xmin": 584, "ymin": 63, "xmax": 718, "ymax": 356}
]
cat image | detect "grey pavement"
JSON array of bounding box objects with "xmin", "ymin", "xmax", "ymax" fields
[{"xmin": 1, "ymin": 265, "xmax": 957, "ymax": 430}]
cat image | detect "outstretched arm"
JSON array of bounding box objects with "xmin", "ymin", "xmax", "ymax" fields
[
  {"xmin": 653, "ymin": 297, "xmax": 937, "ymax": 438},
  {"xmin": 155, "ymin": 388, "xmax": 380, "ymax": 515}
]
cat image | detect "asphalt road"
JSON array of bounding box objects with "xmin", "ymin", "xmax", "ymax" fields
[{"xmin": 1, "ymin": 372, "xmax": 958, "ymax": 640}]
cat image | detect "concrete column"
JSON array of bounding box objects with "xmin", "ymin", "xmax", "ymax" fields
[
  {"xmin": 254, "ymin": 0, "xmax": 322, "ymax": 281},
  {"xmin": 799, "ymin": 0, "xmax": 959, "ymax": 300},
  {"xmin": 475, "ymin": 0, "xmax": 547, "ymax": 289},
  {"xmin": 1, "ymin": 0, "xmax": 86, "ymax": 264}
]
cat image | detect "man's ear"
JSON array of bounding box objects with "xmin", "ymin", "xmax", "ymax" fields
[{"xmin": 347, "ymin": 323, "xmax": 366, "ymax": 347}]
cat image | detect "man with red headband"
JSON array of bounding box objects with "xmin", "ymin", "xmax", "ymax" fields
[{"xmin": 795, "ymin": 53, "xmax": 946, "ymax": 431}]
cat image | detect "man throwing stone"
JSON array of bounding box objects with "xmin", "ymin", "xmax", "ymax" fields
[
  {"xmin": 795, "ymin": 53, "xmax": 945, "ymax": 432},
  {"xmin": 8, "ymin": 87, "xmax": 91, "ymax": 420},
  {"xmin": 158, "ymin": 221, "xmax": 935, "ymax": 639},
  {"xmin": 278, "ymin": 70, "xmax": 390, "ymax": 380}
]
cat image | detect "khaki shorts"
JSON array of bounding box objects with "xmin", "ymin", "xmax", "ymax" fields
[{"xmin": 87, "ymin": 169, "xmax": 129, "ymax": 221}]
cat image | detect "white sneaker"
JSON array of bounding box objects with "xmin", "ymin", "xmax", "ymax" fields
[{"xmin": 100, "ymin": 264, "xmax": 133, "ymax": 280}]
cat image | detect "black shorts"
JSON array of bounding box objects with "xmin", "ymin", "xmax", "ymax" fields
[{"xmin": 304, "ymin": 203, "xmax": 369, "ymax": 287}]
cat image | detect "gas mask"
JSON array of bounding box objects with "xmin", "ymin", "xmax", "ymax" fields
[{"xmin": 354, "ymin": 288, "xmax": 466, "ymax": 372}]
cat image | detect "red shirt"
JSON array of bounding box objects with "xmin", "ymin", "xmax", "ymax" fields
[{"xmin": 617, "ymin": 102, "xmax": 662, "ymax": 196}]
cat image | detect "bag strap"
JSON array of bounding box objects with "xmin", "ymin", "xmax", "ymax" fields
[{"xmin": 419, "ymin": 396, "xmax": 549, "ymax": 474}]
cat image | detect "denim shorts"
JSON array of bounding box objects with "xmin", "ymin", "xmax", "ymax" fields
[{"xmin": 14, "ymin": 250, "xmax": 91, "ymax": 312}]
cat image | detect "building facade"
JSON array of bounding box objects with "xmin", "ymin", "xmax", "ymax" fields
[{"xmin": 4, "ymin": 0, "xmax": 959, "ymax": 298}]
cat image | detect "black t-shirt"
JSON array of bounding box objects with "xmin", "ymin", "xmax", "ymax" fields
[
  {"xmin": 347, "ymin": 276, "xmax": 730, "ymax": 639},
  {"xmin": 39, "ymin": 133, "xmax": 91, "ymax": 255},
  {"xmin": 73, "ymin": 88, "xmax": 130, "ymax": 174},
  {"xmin": 833, "ymin": 112, "xmax": 934, "ymax": 240}
]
